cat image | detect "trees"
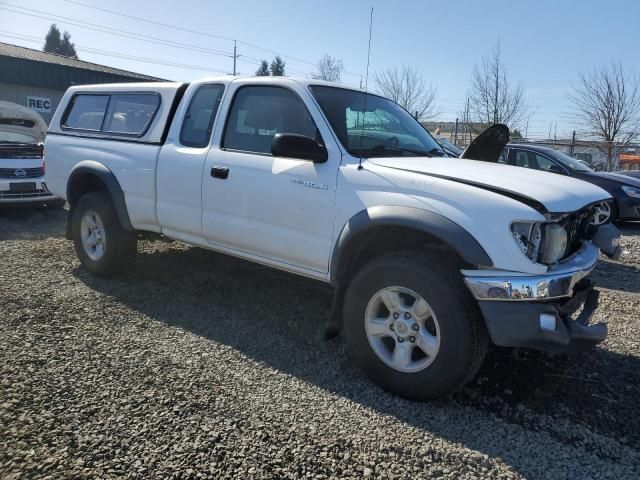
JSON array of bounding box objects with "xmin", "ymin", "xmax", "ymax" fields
[
  {"xmin": 255, "ymin": 56, "xmax": 286, "ymax": 76},
  {"xmin": 312, "ymin": 54, "xmax": 344, "ymax": 82},
  {"xmin": 468, "ymin": 41, "xmax": 529, "ymax": 131},
  {"xmin": 255, "ymin": 60, "xmax": 270, "ymax": 76},
  {"xmin": 569, "ymin": 62, "xmax": 640, "ymax": 171},
  {"xmin": 43, "ymin": 24, "xmax": 78, "ymax": 59},
  {"xmin": 374, "ymin": 66, "xmax": 438, "ymax": 120},
  {"xmin": 270, "ymin": 56, "xmax": 286, "ymax": 76}
]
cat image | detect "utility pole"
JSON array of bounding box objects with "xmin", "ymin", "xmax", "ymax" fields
[
  {"xmin": 570, "ymin": 130, "xmax": 576, "ymax": 156},
  {"xmin": 554, "ymin": 122, "xmax": 557, "ymax": 145},
  {"xmin": 232, "ymin": 40, "xmax": 237, "ymax": 76},
  {"xmin": 453, "ymin": 117, "xmax": 459, "ymax": 145}
]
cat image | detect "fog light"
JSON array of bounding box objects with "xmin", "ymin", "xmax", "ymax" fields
[{"xmin": 539, "ymin": 313, "xmax": 557, "ymax": 331}]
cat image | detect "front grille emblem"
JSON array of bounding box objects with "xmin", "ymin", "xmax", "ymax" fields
[{"xmin": 14, "ymin": 169, "xmax": 27, "ymax": 177}]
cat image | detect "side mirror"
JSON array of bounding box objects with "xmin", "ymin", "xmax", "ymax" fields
[
  {"xmin": 548, "ymin": 164, "xmax": 566, "ymax": 175},
  {"xmin": 271, "ymin": 133, "xmax": 328, "ymax": 163}
]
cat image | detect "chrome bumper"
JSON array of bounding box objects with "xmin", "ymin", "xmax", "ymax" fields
[{"xmin": 463, "ymin": 243, "xmax": 600, "ymax": 301}]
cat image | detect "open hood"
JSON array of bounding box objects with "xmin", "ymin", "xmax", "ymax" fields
[
  {"xmin": 0, "ymin": 101, "xmax": 47, "ymax": 144},
  {"xmin": 368, "ymin": 155, "xmax": 612, "ymax": 214},
  {"xmin": 459, "ymin": 124, "xmax": 509, "ymax": 163}
]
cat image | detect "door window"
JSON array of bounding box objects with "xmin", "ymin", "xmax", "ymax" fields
[
  {"xmin": 532, "ymin": 153, "xmax": 559, "ymax": 172},
  {"xmin": 222, "ymin": 86, "xmax": 320, "ymax": 155},
  {"xmin": 180, "ymin": 84, "xmax": 225, "ymax": 147},
  {"xmin": 513, "ymin": 150, "xmax": 531, "ymax": 168}
]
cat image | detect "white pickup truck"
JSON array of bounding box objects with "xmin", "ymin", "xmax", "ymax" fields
[{"xmin": 45, "ymin": 77, "xmax": 620, "ymax": 399}]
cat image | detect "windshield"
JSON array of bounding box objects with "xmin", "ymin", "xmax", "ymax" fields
[
  {"xmin": 310, "ymin": 85, "xmax": 444, "ymax": 158},
  {"xmin": 549, "ymin": 149, "xmax": 593, "ymax": 172}
]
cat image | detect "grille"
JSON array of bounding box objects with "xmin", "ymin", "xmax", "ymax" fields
[
  {"xmin": 0, "ymin": 167, "xmax": 44, "ymax": 179},
  {"xmin": 0, "ymin": 183, "xmax": 51, "ymax": 199},
  {"xmin": 0, "ymin": 145, "xmax": 43, "ymax": 159}
]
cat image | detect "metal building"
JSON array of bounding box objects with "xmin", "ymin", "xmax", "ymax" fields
[{"xmin": 0, "ymin": 42, "xmax": 163, "ymax": 124}]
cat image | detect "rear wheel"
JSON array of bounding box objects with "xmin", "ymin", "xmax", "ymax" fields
[
  {"xmin": 72, "ymin": 191, "xmax": 136, "ymax": 276},
  {"xmin": 343, "ymin": 252, "xmax": 487, "ymax": 400}
]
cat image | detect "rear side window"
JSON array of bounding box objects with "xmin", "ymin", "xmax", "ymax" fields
[
  {"xmin": 180, "ymin": 84, "xmax": 225, "ymax": 147},
  {"xmin": 103, "ymin": 94, "xmax": 160, "ymax": 136},
  {"xmin": 63, "ymin": 95, "xmax": 109, "ymax": 131},
  {"xmin": 62, "ymin": 93, "xmax": 161, "ymax": 136}
]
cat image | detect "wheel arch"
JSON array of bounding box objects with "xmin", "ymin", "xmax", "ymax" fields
[
  {"xmin": 65, "ymin": 161, "xmax": 133, "ymax": 238},
  {"xmin": 329, "ymin": 206, "xmax": 493, "ymax": 287},
  {"xmin": 323, "ymin": 205, "xmax": 493, "ymax": 340}
]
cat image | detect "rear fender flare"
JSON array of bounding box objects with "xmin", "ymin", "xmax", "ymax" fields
[{"xmin": 66, "ymin": 161, "xmax": 133, "ymax": 236}]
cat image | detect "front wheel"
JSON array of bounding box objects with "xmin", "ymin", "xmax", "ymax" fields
[
  {"xmin": 343, "ymin": 252, "xmax": 488, "ymax": 400},
  {"xmin": 72, "ymin": 191, "xmax": 137, "ymax": 277}
]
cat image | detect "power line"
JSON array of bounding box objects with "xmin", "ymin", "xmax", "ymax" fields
[
  {"xmin": 0, "ymin": 3, "xmax": 234, "ymax": 58},
  {"xmin": 0, "ymin": 31, "xmax": 229, "ymax": 74},
  {"xmin": 62, "ymin": 0, "xmax": 363, "ymax": 78}
]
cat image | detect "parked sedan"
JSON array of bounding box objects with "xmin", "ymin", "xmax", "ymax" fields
[
  {"xmin": 500, "ymin": 144, "xmax": 640, "ymax": 223},
  {"xmin": 618, "ymin": 169, "xmax": 640, "ymax": 180},
  {"xmin": 0, "ymin": 101, "xmax": 60, "ymax": 206}
]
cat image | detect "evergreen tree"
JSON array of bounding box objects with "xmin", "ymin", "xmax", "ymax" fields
[
  {"xmin": 255, "ymin": 60, "xmax": 270, "ymax": 76},
  {"xmin": 43, "ymin": 24, "xmax": 62, "ymax": 55},
  {"xmin": 43, "ymin": 24, "xmax": 78, "ymax": 58},
  {"xmin": 60, "ymin": 31, "xmax": 78, "ymax": 59},
  {"xmin": 270, "ymin": 56, "xmax": 286, "ymax": 76}
]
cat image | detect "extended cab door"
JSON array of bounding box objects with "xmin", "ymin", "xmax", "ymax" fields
[
  {"xmin": 156, "ymin": 82, "xmax": 227, "ymax": 237},
  {"xmin": 201, "ymin": 80, "xmax": 340, "ymax": 276}
]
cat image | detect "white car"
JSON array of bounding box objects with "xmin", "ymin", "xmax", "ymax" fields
[
  {"xmin": 0, "ymin": 102, "xmax": 59, "ymax": 205},
  {"xmin": 44, "ymin": 77, "xmax": 620, "ymax": 399}
]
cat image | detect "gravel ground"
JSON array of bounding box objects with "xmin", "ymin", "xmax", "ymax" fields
[{"xmin": 1, "ymin": 207, "xmax": 639, "ymax": 479}]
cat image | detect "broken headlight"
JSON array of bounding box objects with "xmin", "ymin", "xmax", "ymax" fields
[{"xmin": 511, "ymin": 222, "xmax": 567, "ymax": 265}]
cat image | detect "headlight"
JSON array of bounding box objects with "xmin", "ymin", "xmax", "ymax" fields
[
  {"xmin": 622, "ymin": 185, "xmax": 640, "ymax": 198},
  {"xmin": 539, "ymin": 224, "xmax": 567, "ymax": 264},
  {"xmin": 511, "ymin": 221, "xmax": 567, "ymax": 265}
]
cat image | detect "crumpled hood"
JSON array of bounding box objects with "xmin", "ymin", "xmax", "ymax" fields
[
  {"xmin": 0, "ymin": 101, "xmax": 47, "ymax": 144},
  {"xmin": 368, "ymin": 156, "xmax": 612, "ymax": 213}
]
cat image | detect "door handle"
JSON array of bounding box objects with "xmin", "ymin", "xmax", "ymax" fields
[{"xmin": 211, "ymin": 166, "xmax": 229, "ymax": 179}]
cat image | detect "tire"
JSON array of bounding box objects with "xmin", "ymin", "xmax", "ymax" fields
[
  {"xmin": 72, "ymin": 191, "xmax": 137, "ymax": 277},
  {"xmin": 343, "ymin": 252, "xmax": 488, "ymax": 400}
]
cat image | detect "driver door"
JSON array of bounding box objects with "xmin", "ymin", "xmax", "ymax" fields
[{"xmin": 201, "ymin": 82, "xmax": 340, "ymax": 276}]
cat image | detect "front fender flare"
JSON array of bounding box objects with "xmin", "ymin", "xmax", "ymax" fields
[
  {"xmin": 329, "ymin": 206, "xmax": 493, "ymax": 285},
  {"xmin": 66, "ymin": 161, "xmax": 133, "ymax": 233}
]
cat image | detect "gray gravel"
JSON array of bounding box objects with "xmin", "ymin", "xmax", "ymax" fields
[{"xmin": 1, "ymin": 207, "xmax": 639, "ymax": 479}]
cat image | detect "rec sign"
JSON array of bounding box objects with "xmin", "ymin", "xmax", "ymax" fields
[{"xmin": 27, "ymin": 96, "xmax": 52, "ymax": 113}]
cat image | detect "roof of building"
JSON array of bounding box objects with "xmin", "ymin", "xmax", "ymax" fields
[{"xmin": 0, "ymin": 42, "xmax": 164, "ymax": 81}]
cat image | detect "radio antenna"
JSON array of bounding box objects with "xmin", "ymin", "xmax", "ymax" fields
[{"xmin": 358, "ymin": 6, "xmax": 374, "ymax": 171}]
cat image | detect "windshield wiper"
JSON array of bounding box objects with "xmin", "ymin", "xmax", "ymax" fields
[{"xmin": 352, "ymin": 144, "xmax": 443, "ymax": 157}]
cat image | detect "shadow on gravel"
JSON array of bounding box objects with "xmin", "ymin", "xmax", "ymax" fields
[
  {"xmin": 0, "ymin": 205, "xmax": 66, "ymax": 241},
  {"xmin": 73, "ymin": 243, "xmax": 640, "ymax": 460},
  {"xmin": 591, "ymin": 259, "xmax": 640, "ymax": 293}
]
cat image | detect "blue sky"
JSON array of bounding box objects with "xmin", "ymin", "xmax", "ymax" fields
[{"xmin": 1, "ymin": 0, "xmax": 639, "ymax": 139}]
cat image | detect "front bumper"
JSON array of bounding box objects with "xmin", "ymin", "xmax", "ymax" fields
[
  {"xmin": 0, "ymin": 179, "xmax": 58, "ymax": 204},
  {"xmin": 463, "ymin": 243, "xmax": 607, "ymax": 351}
]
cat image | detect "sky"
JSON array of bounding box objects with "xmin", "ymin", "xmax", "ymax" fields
[{"xmin": 1, "ymin": 0, "xmax": 639, "ymax": 139}]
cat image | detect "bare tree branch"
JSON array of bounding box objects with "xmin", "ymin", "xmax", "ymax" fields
[
  {"xmin": 312, "ymin": 54, "xmax": 344, "ymax": 83},
  {"xmin": 374, "ymin": 65, "xmax": 439, "ymax": 120},
  {"xmin": 569, "ymin": 62, "xmax": 640, "ymax": 171},
  {"xmin": 468, "ymin": 41, "xmax": 530, "ymax": 132}
]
